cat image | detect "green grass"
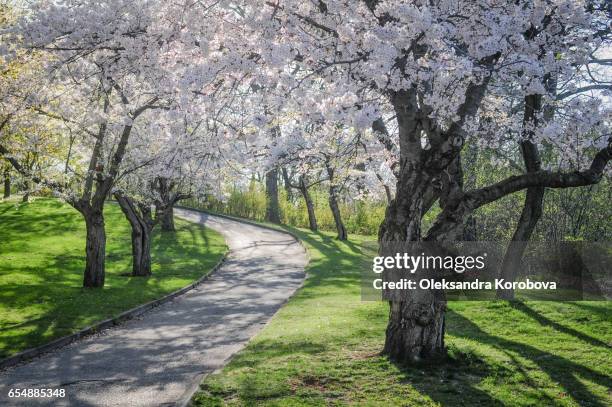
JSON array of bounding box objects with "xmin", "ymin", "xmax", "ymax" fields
[
  {"xmin": 0, "ymin": 197, "xmax": 227, "ymax": 359},
  {"xmin": 192, "ymin": 226, "xmax": 611, "ymax": 407}
]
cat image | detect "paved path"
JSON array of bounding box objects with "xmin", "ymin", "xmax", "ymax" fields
[{"xmin": 0, "ymin": 210, "xmax": 307, "ymax": 406}]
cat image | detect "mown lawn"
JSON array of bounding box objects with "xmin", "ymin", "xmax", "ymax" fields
[
  {"xmin": 0, "ymin": 198, "xmax": 227, "ymax": 359},
  {"xmin": 193, "ymin": 226, "xmax": 611, "ymax": 407}
]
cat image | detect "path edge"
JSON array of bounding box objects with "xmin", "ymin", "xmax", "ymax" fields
[
  {"xmin": 175, "ymin": 206, "xmax": 311, "ymax": 407},
  {"xmin": 0, "ymin": 249, "xmax": 228, "ymax": 371},
  {"xmin": 176, "ymin": 206, "xmax": 310, "ymax": 263}
]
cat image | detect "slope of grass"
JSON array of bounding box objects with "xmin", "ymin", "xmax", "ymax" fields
[
  {"xmin": 0, "ymin": 198, "xmax": 227, "ymax": 359},
  {"xmin": 192, "ymin": 226, "xmax": 611, "ymax": 406}
]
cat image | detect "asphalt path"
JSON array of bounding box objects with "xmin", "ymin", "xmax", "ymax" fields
[{"xmin": 0, "ymin": 209, "xmax": 307, "ymax": 406}]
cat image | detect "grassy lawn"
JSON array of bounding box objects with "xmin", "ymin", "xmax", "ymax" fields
[
  {"xmin": 192, "ymin": 226, "xmax": 611, "ymax": 406},
  {"xmin": 0, "ymin": 197, "xmax": 227, "ymax": 359}
]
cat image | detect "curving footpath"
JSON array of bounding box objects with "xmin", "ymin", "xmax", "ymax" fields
[{"xmin": 0, "ymin": 209, "xmax": 307, "ymax": 406}]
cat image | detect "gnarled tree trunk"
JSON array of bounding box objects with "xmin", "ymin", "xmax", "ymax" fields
[
  {"xmin": 378, "ymin": 61, "xmax": 497, "ymax": 362},
  {"xmin": 265, "ymin": 167, "xmax": 281, "ymax": 224},
  {"xmin": 114, "ymin": 192, "xmax": 155, "ymax": 277},
  {"xmin": 378, "ymin": 88, "xmax": 465, "ymax": 363},
  {"xmin": 379, "ymin": 175, "xmax": 447, "ymax": 363},
  {"xmin": 383, "ymin": 295, "xmax": 446, "ymax": 362}
]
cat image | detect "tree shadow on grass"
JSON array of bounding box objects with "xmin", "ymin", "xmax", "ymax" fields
[
  {"xmin": 383, "ymin": 340, "xmax": 506, "ymax": 406},
  {"xmin": 379, "ymin": 307, "xmax": 611, "ymax": 407},
  {"xmin": 568, "ymin": 301, "xmax": 612, "ymax": 317},
  {"xmin": 445, "ymin": 310, "xmax": 611, "ymax": 407},
  {"xmin": 0, "ymin": 207, "xmax": 225, "ymax": 360},
  {"xmin": 509, "ymin": 301, "xmax": 611, "ymax": 350}
]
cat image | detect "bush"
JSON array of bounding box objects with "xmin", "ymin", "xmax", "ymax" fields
[{"xmin": 190, "ymin": 182, "xmax": 387, "ymax": 236}]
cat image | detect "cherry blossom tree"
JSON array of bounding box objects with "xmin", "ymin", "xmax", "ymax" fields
[
  {"xmin": 110, "ymin": 109, "xmax": 225, "ymax": 276},
  {"xmin": 1, "ymin": 0, "xmax": 610, "ymax": 363},
  {"xmin": 1, "ymin": 0, "xmax": 195, "ymax": 287},
  {"xmin": 243, "ymin": 0, "xmax": 612, "ymax": 362}
]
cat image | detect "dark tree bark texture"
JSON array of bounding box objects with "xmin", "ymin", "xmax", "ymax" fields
[{"xmin": 82, "ymin": 207, "xmax": 106, "ymax": 287}]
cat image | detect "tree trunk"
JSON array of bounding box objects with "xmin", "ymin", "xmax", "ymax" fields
[
  {"xmin": 3, "ymin": 168, "xmax": 9, "ymax": 198},
  {"xmin": 325, "ymin": 164, "xmax": 348, "ymax": 241},
  {"xmin": 160, "ymin": 204, "xmax": 175, "ymax": 232},
  {"xmin": 140, "ymin": 226, "xmax": 152, "ymax": 276},
  {"xmin": 83, "ymin": 210, "xmax": 106, "ymax": 288},
  {"xmin": 383, "ymin": 297, "xmax": 446, "ymax": 363},
  {"xmin": 383, "ymin": 185, "xmax": 392, "ymax": 203},
  {"xmin": 130, "ymin": 223, "xmax": 145, "ymax": 276},
  {"xmin": 379, "ymin": 186, "xmax": 447, "ymax": 363},
  {"xmin": 265, "ymin": 167, "xmax": 281, "ymax": 224},
  {"xmin": 153, "ymin": 176, "xmax": 186, "ymax": 233},
  {"xmin": 378, "ymin": 88, "xmax": 455, "ymax": 363},
  {"xmin": 497, "ymin": 94, "xmax": 545, "ymax": 299},
  {"xmin": 281, "ymin": 167, "xmax": 293, "ymax": 202},
  {"xmin": 22, "ymin": 180, "xmax": 30, "ymax": 202},
  {"xmin": 115, "ymin": 192, "xmax": 153, "ymax": 277},
  {"xmin": 299, "ymin": 175, "xmax": 318, "ymax": 231},
  {"xmin": 328, "ymin": 185, "xmax": 347, "ymax": 240},
  {"xmin": 497, "ymin": 184, "xmax": 544, "ymax": 299}
]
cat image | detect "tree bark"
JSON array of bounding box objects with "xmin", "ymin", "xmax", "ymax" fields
[
  {"xmin": 379, "ymin": 64, "xmax": 499, "ymax": 362},
  {"xmin": 380, "ymin": 185, "xmax": 448, "ymax": 363},
  {"xmin": 328, "ymin": 185, "xmax": 347, "ymax": 240},
  {"xmin": 3, "ymin": 167, "xmax": 9, "ymax": 198},
  {"xmin": 383, "ymin": 297, "xmax": 446, "ymax": 362},
  {"xmin": 22, "ymin": 180, "xmax": 31, "ymax": 203},
  {"xmin": 114, "ymin": 192, "xmax": 154, "ymax": 277},
  {"xmin": 299, "ymin": 175, "xmax": 318, "ymax": 231},
  {"xmin": 153, "ymin": 177, "xmax": 190, "ymax": 232},
  {"xmin": 265, "ymin": 167, "xmax": 281, "ymax": 224},
  {"xmin": 140, "ymin": 225, "xmax": 152, "ymax": 276},
  {"xmin": 83, "ymin": 209, "xmax": 106, "ymax": 288},
  {"xmin": 159, "ymin": 204, "xmax": 175, "ymax": 232},
  {"xmin": 378, "ymin": 88, "xmax": 459, "ymax": 363}
]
